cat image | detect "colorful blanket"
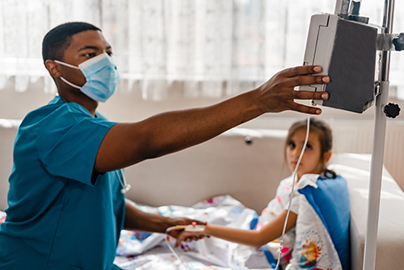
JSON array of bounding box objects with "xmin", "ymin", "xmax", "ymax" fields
[
  {"xmin": 0, "ymin": 211, "xmax": 5, "ymax": 225},
  {"xmin": 115, "ymin": 195, "xmax": 272, "ymax": 270},
  {"xmin": 114, "ymin": 174, "xmax": 350, "ymax": 270}
]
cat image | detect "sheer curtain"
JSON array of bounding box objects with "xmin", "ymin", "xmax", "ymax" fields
[{"xmin": 0, "ymin": 0, "xmax": 403, "ymax": 100}]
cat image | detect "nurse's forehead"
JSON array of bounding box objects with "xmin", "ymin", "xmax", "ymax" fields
[{"xmin": 67, "ymin": 30, "xmax": 111, "ymax": 52}]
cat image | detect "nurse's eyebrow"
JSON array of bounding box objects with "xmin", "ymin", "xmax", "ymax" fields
[{"xmin": 77, "ymin": 45, "xmax": 112, "ymax": 52}]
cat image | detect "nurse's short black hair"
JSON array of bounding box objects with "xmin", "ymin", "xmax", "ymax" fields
[{"xmin": 42, "ymin": 22, "xmax": 101, "ymax": 65}]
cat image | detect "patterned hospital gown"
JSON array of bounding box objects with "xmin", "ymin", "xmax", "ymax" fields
[{"xmin": 257, "ymin": 175, "xmax": 301, "ymax": 265}]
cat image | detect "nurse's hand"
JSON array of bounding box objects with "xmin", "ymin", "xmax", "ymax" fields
[
  {"xmin": 255, "ymin": 65, "xmax": 330, "ymax": 115},
  {"xmin": 174, "ymin": 230, "xmax": 208, "ymax": 248}
]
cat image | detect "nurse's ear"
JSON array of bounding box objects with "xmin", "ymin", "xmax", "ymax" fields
[{"xmin": 45, "ymin": 59, "xmax": 62, "ymax": 79}]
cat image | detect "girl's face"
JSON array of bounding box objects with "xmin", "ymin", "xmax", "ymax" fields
[{"xmin": 286, "ymin": 128, "xmax": 329, "ymax": 180}]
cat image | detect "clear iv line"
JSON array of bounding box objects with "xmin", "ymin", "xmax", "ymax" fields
[
  {"xmin": 275, "ymin": 116, "xmax": 310, "ymax": 270},
  {"xmin": 164, "ymin": 236, "xmax": 189, "ymax": 270}
]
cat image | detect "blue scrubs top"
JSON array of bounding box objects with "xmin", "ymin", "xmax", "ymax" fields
[{"xmin": 0, "ymin": 96, "xmax": 124, "ymax": 270}]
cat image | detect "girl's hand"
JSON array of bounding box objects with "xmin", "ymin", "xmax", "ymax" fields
[{"xmin": 174, "ymin": 230, "xmax": 209, "ymax": 248}]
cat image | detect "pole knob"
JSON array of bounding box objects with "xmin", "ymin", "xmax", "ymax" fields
[
  {"xmin": 384, "ymin": 103, "xmax": 401, "ymax": 118},
  {"xmin": 393, "ymin": 33, "xmax": 404, "ymax": 51}
]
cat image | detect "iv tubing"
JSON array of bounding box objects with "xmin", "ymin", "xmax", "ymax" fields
[
  {"xmin": 275, "ymin": 116, "xmax": 310, "ymax": 269},
  {"xmin": 165, "ymin": 232, "xmax": 189, "ymax": 270}
]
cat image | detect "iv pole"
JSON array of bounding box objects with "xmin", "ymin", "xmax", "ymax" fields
[
  {"xmin": 334, "ymin": 0, "xmax": 397, "ymax": 269},
  {"xmin": 363, "ymin": 0, "xmax": 395, "ymax": 269}
]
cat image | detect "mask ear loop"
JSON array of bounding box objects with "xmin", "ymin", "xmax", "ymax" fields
[
  {"xmin": 54, "ymin": 60, "xmax": 80, "ymax": 69},
  {"xmin": 274, "ymin": 116, "xmax": 310, "ymax": 270},
  {"xmin": 54, "ymin": 60, "xmax": 83, "ymax": 89},
  {"xmin": 59, "ymin": 76, "xmax": 81, "ymax": 89}
]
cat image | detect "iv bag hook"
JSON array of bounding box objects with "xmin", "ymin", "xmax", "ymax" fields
[
  {"xmin": 334, "ymin": 0, "xmax": 363, "ymax": 16},
  {"xmin": 334, "ymin": 0, "xmax": 351, "ymax": 15},
  {"xmin": 335, "ymin": 0, "xmax": 369, "ymax": 23}
]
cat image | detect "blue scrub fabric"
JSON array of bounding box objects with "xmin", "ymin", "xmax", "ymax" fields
[{"xmin": 0, "ymin": 96, "xmax": 124, "ymax": 270}]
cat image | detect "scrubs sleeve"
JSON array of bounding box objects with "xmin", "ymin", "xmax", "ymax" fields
[{"xmin": 36, "ymin": 116, "xmax": 116, "ymax": 186}]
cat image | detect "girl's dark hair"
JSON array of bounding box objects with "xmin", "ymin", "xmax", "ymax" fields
[{"xmin": 285, "ymin": 118, "xmax": 337, "ymax": 179}]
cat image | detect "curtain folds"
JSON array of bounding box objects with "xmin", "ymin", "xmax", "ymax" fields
[{"xmin": 0, "ymin": 0, "xmax": 403, "ymax": 100}]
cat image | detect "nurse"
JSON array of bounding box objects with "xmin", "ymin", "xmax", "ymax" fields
[{"xmin": 0, "ymin": 22, "xmax": 330, "ymax": 270}]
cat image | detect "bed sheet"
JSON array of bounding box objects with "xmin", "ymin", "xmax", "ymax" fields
[
  {"xmin": 115, "ymin": 195, "xmax": 275, "ymax": 270},
  {"xmin": 115, "ymin": 174, "xmax": 350, "ymax": 270}
]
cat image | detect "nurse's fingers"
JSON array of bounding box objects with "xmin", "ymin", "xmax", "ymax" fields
[
  {"xmin": 281, "ymin": 65, "xmax": 322, "ymax": 77},
  {"xmin": 285, "ymin": 74, "xmax": 330, "ymax": 89},
  {"xmin": 289, "ymin": 90, "xmax": 329, "ymax": 115},
  {"xmin": 293, "ymin": 90, "xmax": 329, "ymax": 101},
  {"xmin": 291, "ymin": 102, "xmax": 323, "ymax": 115}
]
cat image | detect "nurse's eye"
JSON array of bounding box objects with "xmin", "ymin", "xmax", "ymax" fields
[
  {"xmin": 84, "ymin": 52, "xmax": 96, "ymax": 58},
  {"xmin": 106, "ymin": 51, "xmax": 113, "ymax": 56}
]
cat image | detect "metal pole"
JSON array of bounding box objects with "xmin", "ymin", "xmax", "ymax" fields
[{"xmin": 362, "ymin": 0, "xmax": 395, "ymax": 269}]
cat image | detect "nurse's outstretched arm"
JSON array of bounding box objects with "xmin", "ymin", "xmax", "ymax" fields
[{"xmin": 94, "ymin": 65, "xmax": 329, "ymax": 173}]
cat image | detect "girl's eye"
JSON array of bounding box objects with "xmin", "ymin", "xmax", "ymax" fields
[
  {"xmin": 306, "ymin": 143, "xmax": 313, "ymax": 150},
  {"xmin": 288, "ymin": 142, "xmax": 296, "ymax": 149}
]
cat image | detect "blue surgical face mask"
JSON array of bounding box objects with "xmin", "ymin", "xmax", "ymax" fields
[{"xmin": 54, "ymin": 53, "xmax": 120, "ymax": 102}]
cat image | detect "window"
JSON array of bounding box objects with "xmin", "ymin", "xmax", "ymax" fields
[{"xmin": 0, "ymin": 0, "xmax": 403, "ymax": 100}]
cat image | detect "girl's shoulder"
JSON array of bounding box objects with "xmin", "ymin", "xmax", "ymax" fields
[{"xmin": 276, "ymin": 175, "xmax": 294, "ymax": 189}]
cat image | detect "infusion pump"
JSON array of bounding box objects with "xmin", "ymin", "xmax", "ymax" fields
[{"xmin": 300, "ymin": 14, "xmax": 379, "ymax": 113}]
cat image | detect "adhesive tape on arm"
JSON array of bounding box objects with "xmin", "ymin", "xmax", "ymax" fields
[{"xmin": 184, "ymin": 225, "xmax": 205, "ymax": 232}]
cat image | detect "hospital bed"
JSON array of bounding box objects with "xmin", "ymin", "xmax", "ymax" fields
[{"xmin": 1, "ymin": 122, "xmax": 404, "ymax": 269}]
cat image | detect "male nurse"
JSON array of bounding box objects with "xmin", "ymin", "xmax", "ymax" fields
[{"xmin": 0, "ymin": 22, "xmax": 330, "ymax": 270}]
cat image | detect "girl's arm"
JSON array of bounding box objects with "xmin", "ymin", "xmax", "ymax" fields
[{"xmin": 175, "ymin": 210, "xmax": 297, "ymax": 248}]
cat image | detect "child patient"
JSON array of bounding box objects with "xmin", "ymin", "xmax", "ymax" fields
[{"xmin": 175, "ymin": 118, "xmax": 340, "ymax": 268}]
